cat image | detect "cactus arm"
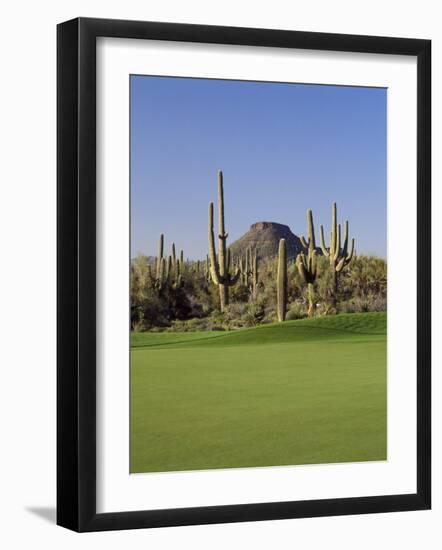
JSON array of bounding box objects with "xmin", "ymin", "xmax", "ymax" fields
[
  {"xmin": 217, "ymin": 171, "xmax": 227, "ymax": 239},
  {"xmin": 277, "ymin": 239, "xmax": 288, "ymax": 322},
  {"xmin": 342, "ymin": 221, "xmax": 349, "ymax": 257},
  {"xmin": 347, "ymin": 238, "xmax": 355, "ymax": 262},
  {"xmin": 159, "ymin": 234, "xmax": 164, "ymax": 259},
  {"xmin": 217, "ymin": 171, "xmax": 228, "ymax": 279},
  {"xmin": 253, "ymin": 251, "xmax": 258, "ymax": 286},
  {"xmin": 239, "ymin": 256, "xmax": 245, "ymax": 284},
  {"xmin": 331, "ymin": 202, "xmax": 337, "ymax": 256},
  {"xmin": 164, "ymin": 257, "xmax": 170, "ymax": 284},
  {"xmin": 311, "ymin": 250, "xmax": 317, "ymax": 279},
  {"xmin": 244, "ymin": 250, "xmax": 249, "ymax": 285},
  {"xmin": 307, "ymin": 209, "xmax": 316, "ymax": 249},
  {"xmin": 156, "ymin": 234, "xmax": 164, "ymax": 278},
  {"xmin": 208, "ymin": 202, "xmax": 222, "ymax": 284},
  {"xmin": 308, "ymin": 250, "xmax": 314, "ymax": 273},
  {"xmin": 147, "ymin": 264, "xmax": 155, "ymax": 285},
  {"xmin": 336, "ymin": 257, "xmax": 345, "ymax": 272},
  {"xmin": 301, "ymin": 210, "xmax": 316, "ymax": 251},
  {"xmin": 336, "ymin": 235, "xmax": 355, "ymax": 273},
  {"xmin": 209, "ymin": 265, "xmax": 223, "ymax": 284},
  {"xmin": 296, "ymin": 253, "xmax": 307, "ymax": 281},
  {"xmin": 333, "ymin": 224, "xmax": 341, "ymax": 262},
  {"xmin": 157, "ymin": 257, "xmax": 167, "ymax": 289},
  {"xmin": 319, "ymin": 225, "xmax": 329, "ymax": 256}
]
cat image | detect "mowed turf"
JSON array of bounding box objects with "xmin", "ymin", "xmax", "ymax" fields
[{"xmin": 130, "ymin": 312, "xmax": 386, "ymax": 473}]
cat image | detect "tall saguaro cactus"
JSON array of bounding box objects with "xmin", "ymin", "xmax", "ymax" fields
[
  {"xmin": 297, "ymin": 209, "xmax": 318, "ymax": 317},
  {"xmin": 319, "ymin": 202, "xmax": 355, "ymax": 298},
  {"xmin": 277, "ymin": 239, "xmax": 287, "ymax": 322},
  {"xmin": 208, "ymin": 171, "xmax": 241, "ymax": 311}
]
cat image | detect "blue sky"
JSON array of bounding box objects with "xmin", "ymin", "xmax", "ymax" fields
[{"xmin": 131, "ymin": 75, "xmax": 386, "ymax": 259}]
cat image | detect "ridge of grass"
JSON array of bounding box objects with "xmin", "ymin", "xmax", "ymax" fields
[{"xmin": 131, "ymin": 311, "xmax": 386, "ymax": 349}]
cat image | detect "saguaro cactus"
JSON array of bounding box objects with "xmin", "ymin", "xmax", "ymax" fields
[
  {"xmin": 319, "ymin": 202, "xmax": 355, "ymax": 298},
  {"xmin": 147, "ymin": 234, "xmax": 168, "ymax": 292},
  {"xmin": 204, "ymin": 254, "xmax": 211, "ymax": 284},
  {"xmin": 239, "ymin": 255, "xmax": 246, "ymax": 285},
  {"xmin": 241, "ymin": 247, "xmax": 259, "ymax": 299},
  {"xmin": 300, "ymin": 209, "xmax": 316, "ymax": 252},
  {"xmin": 155, "ymin": 234, "xmax": 164, "ymax": 279},
  {"xmin": 251, "ymin": 248, "xmax": 259, "ymax": 300},
  {"xmin": 245, "ymin": 248, "xmax": 259, "ymax": 300},
  {"xmin": 208, "ymin": 171, "xmax": 241, "ymax": 311},
  {"xmin": 297, "ymin": 209, "xmax": 318, "ymax": 317},
  {"xmin": 169, "ymin": 242, "xmax": 183, "ymax": 289},
  {"xmin": 147, "ymin": 235, "xmax": 184, "ymax": 292},
  {"xmin": 147, "ymin": 259, "xmax": 168, "ymax": 292},
  {"xmin": 277, "ymin": 239, "xmax": 287, "ymax": 322},
  {"xmin": 242, "ymin": 251, "xmax": 249, "ymax": 286}
]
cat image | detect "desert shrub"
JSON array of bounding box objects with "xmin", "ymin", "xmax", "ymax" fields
[
  {"xmin": 286, "ymin": 302, "xmax": 307, "ymax": 320},
  {"xmin": 316, "ymin": 302, "xmax": 337, "ymax": 316},
  {"xmin": 339, "ymin": 294, "xmax": 387, "ymax": 314},
  {"xmin": 230, "ymin": 282, "xmax": 251, "ymax": 303},
  {"xmin": 169, "ymin": 316, "xmax": 225, "ymax": 332},
  {"xmin": 315, "ymin": 255, "xmax": 336, "ymax": 308},
  {"xmin": 342, "ymin": 255, "xmax": 387, "ymax": 301},
  {"xmin": 242, "ymin": 302, "xmax": 266, "ymax": 327},
  {"xmin": 130, "ymin": 252, "xmax": 387, "ymax": 330}
]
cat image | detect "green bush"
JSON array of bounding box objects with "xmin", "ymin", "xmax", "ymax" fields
[{"xmin": 286, "ymin": 302, "xmax": 308, "ymax": 320}]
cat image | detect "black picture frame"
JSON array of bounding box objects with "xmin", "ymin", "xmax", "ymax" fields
[{"xmin": 57, "ymin": 17, "xmax": 431, "ymax": 532}]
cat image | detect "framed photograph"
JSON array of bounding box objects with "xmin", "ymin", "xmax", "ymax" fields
[{"xmin": 57, "ymin": 17, "xmax": 431, "ymax": 532}]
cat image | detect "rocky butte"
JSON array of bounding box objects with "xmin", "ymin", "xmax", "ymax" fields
[{"xmin": 228, "ymin": 221, "xmax": 304, "ymax": 260}]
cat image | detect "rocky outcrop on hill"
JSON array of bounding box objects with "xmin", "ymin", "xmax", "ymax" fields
[{"xmin": 228, "ymin": 221, "xmax": 304, "ymax": 260}]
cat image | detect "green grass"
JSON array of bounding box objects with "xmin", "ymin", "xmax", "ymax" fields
[
  {"xmin": 130, "ymin": 312, "xmax": 387, "ymax": 473},
  {"xmin": 130, "ymin": 330, "xmax": 226, "ymax": 348}
]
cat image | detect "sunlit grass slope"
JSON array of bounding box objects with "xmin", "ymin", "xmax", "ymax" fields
[{"xmin": 130, "ymin": 312, "xmax": 386, "ymax": 473}]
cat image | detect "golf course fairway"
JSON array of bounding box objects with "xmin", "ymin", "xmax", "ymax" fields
[{"xmin": 130, "ymin": 312, "xmax": 387, "ymax": 473}]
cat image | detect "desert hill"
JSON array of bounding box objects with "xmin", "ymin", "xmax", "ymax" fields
[{"xmin": 228, "ymin": 221, "xmax": 304, "ymax": 260}]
